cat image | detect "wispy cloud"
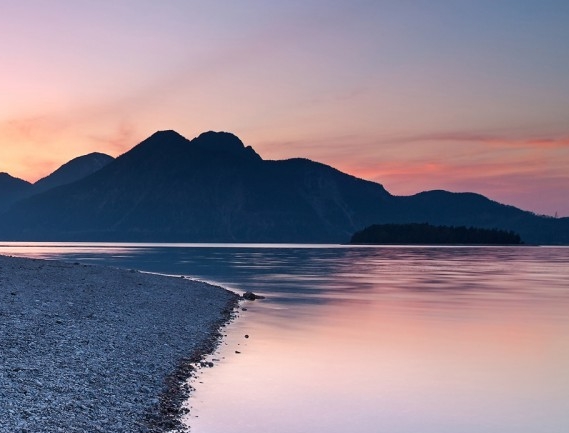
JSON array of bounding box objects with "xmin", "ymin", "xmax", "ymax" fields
[
  {"xmin": 383, "ymin": 130, "xmax": 569, "ymax": 149},
  {"xmin": 87, "ymin": 121, "xmax": 139, "ymax": 156},
  {"xmin": 0, "ymin": 115, "xmax": 68, "ymax": 144},
  {"xmin": 0, "ymin": 111, "xmax": 140, "ymax": 181},
  {"xmin": 336, "ymin": 154, "xmax": 569, "ymax": 216}
]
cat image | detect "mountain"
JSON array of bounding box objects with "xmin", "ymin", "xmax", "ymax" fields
[
  {"xmin": 0, "ymin": 130, "xmax": 392, "ymax": 241},
  {"xmin": 33, "ymin": 152, "xmax": 114, "ymax": 194},
  {"xmin": 0, "ymin": 152, "xmax": 113, "ymax": 213},
  {"xmin": 0, "ymin": 130, "xmax": 567, "ymax": 244},
  {"xmin": 0, "ymin": 173, "xmax": 32, "ymax": 212},
  {"xmin": 389, "ymin": 191, "xmax": 569, "ymax": 244}
]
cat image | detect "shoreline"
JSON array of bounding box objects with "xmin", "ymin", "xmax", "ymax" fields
[
  {"xmin": 0, "ymin": 254, "xmax": 240, "ymax": 432},
  {"xmin": 146, "ymin": 294, "xmax": 238, "ymax": 433}
]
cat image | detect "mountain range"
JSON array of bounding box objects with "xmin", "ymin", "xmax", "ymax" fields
[
  {"xmin": 0, "ymin": 130, "xmax": 567, "ymax": 244},
  {"xmin": 0, "ymin": 152, "xmax": 114, "ymax": 213}
]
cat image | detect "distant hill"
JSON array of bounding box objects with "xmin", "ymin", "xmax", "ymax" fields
[
  {"xmin": 0, "ymin": 130, "xmax": 567, "ymax": 244},
  {"xmin": 33, "ymin": 152, "xmax": 114, "ymax": 194},
  {"xmin": 350, "ymin": 223, "xmax": 523, "ymax": 245},
  {"xmin": 0, "ymin": 153, "xmax": 113, "ymax": 212},
  {"xmin": 0, "ymin": 173, "xmax": 32, "ymax": 212},
  {"xmin": 388, "ymin": 191, "xmax": 569, "ymax": 244}
]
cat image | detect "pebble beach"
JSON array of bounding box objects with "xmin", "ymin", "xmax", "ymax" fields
[{"xmin": 0, "ymin": 255, "xmax": 239, "ymax": 432}]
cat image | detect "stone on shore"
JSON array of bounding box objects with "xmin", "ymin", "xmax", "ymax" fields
[{"xmin": 242, "ymin": 291, "xmax": 265, "ymax": 300}]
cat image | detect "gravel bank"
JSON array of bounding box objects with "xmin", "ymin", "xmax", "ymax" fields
[{"xmin": 0, "ymin": 255, "xmax": 239, "ymax": 432}]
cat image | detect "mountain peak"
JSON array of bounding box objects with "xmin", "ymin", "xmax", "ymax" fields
[
  {"xmin": 33, "ymin": 152, "xmax": 114, "ymax": 194},
  {"xmin": 193, "ymin": 130, "xmax": 261, "ymax": 160},
  {"xmin": 194, "ymin": 130, "xmax": 244, "ymax": 151},
  {"xmin": 149, "ymin": 130, "xmax": 187, "ymax": 140},
  {"xmin": 125, "ymin": 130, "xmax": 190, "ymax": 158}
]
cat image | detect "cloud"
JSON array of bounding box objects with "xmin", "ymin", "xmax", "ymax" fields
[
  {"xmin": 0, "ymin": 115, "xmax": 68, "ymax": 144},
  {"xmin": 0, "ymin": 114, "xmax": 72, "ymax": 181},
  {"xmin": 0, "ymin": 111, "xmax": 140, "ymax": 181},
  {"xmin": 524, "ymin": 137, "xmax": 569, "ymax": 148},
  {"xmin": 384, "ymin": 130, "xmax": 569, "ymax": 149},
  {"xmin": 337, "ymin": 155, "xmax": 569, "ymax": 216},
  {"xmin": 87, "ymin": 121, "xmax": 140, "ymax": 156}
]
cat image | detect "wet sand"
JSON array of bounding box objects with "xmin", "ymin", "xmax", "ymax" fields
[{"xmin": 0, "ymin": 255, "xmax": 239, "ymax": 432}]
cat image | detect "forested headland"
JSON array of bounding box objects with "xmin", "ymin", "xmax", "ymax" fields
[{"xmin": 350, "ymin": 223, "xmax": 523, "ymax": 245}]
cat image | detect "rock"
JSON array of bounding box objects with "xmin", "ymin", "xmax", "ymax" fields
[{"xmin": 242, "ymin": 291, "xmax": 265, "ymax": 301}]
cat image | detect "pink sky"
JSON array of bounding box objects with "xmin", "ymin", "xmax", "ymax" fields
[{"xmin": 1, "ymin": 1, "xmax": 568, "ymax": 216}]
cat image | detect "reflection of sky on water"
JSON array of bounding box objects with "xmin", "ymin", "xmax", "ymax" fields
[
  {"xmin": 2, "ymin": 243, "xmax": 569, "ymax": 310},
  {"xmin": 2, "ymin": 243, "xmax": 569, "ymax": 432},
  {"xmin": 188, "ymin": 260, "xmax": 569, "ymax": 433}
]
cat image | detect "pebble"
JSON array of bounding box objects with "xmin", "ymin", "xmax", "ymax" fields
[{"xmin": 0, "ymin": 255, "xmax": 239, "ymax": 433}]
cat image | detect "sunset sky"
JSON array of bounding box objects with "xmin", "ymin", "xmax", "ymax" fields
[{"xmin": 1, "ymin": 1, "xmax": 568, "ymax": 216}]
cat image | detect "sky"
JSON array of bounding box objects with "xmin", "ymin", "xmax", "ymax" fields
[{"xmin": 1, "ymin": 0, "xmax": 568, "ymax": 216}]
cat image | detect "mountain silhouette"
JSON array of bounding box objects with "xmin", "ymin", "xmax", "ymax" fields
[
  {"xmin": 0, "ymin": 153, "xmax": 113, "ymax": 211},
  {"xmin": 0, "ymin": 173, "xmax": 32, "ymax": 212},
  {"xmin": 0, "ymin": 130, "xmax": 567, "ymax": 244},
  {"xmin": 388, "ymin": 190, "xmax": 568, "ymax": 244},
  {"xmin": 33, "ymin": 152, "xmax": 114, "ymax": 194}
]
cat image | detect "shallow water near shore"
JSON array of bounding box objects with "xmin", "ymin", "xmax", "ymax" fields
[{"xmin": 2, "ymin": 243, "xmax": 569, "ymax": 432}]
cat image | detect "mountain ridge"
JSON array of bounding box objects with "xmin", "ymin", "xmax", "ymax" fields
[
  {"xmin": 33, "ymin": 152, "xmax": 114, "ymax": 194},
  {"xmin": 0, "ymin": 130, "xmax": 567, "ymax": 244}
]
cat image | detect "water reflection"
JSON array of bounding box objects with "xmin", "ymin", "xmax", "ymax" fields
[
  {"xmin": 2, "ymin": 243, "xmax": 568, "ymax": 309},
  {"xmin": 2, "ymin": 243, "xmax": 569, "ymax": 432}
]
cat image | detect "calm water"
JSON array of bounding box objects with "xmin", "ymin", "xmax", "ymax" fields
[{"xmin": 1, "ymin": 243, "xmax": 568, "ymax": 433}]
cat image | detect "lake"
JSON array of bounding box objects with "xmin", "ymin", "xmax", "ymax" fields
[{"xmin": 1, "ymin": 243, "xmax": 568, "ymax": 432}]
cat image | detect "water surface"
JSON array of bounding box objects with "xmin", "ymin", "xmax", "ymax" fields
[{"xmin": 2, "ymin": 243, "xmax": 568, "ymax": 432}]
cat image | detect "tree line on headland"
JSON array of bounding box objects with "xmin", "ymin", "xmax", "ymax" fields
[{"xmin": 350, "ymin": 223, "xmax": 523, "ymax": 245}]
